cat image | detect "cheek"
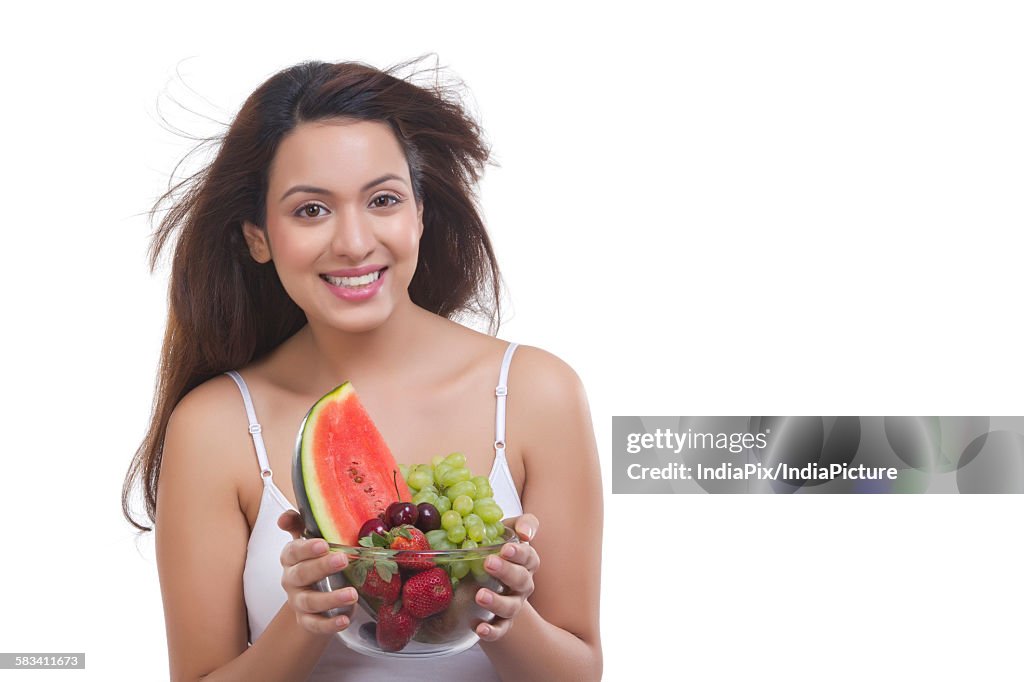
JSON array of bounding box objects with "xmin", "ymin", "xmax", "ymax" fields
[
  {"xmin": 390, "ymin": 218, "xmax": 423, "ymax": 261},
  {"xmin": 267, "ymin": 225, "xmax": 323, "ymax": 270}
]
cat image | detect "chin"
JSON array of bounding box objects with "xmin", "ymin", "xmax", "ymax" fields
[{"xmin": 320, "ymin": 306, "xmax": 395, "ymax": 335}]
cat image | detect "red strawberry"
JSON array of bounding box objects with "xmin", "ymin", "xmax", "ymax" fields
[
  {"xmin": 376, "ymin": 600, "xmax": 419, "ymax": 652},
  {"xmin": 361, "ymin": 562, "xmax": 401, "ymax": 604},
  {"xmin": 401, "ymin": 567, "xmax": 453, "ymax": 619},
  {"xmin": 388, "ymin": 525, "xmax": 434, "ymax": 571}
]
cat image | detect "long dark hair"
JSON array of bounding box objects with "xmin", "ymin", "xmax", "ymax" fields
[{"xmin": 124, "ymin": 57, "xmax": 499, "ymax": 531}]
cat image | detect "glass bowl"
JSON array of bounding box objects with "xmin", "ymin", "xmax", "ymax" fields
[{"xmin": 316, "ymin": 530, "xmax": 519, "ymax": 659}]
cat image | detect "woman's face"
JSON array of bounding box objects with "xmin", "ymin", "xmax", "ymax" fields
[{"xmin": 244, "ymin": 118, "xmax": 423, "ymax": 334}]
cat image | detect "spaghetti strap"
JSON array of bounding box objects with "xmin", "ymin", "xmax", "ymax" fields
[
  {"xmin": 489, "ymin": 342, "xmax": 523, "ymax": 518},
  {"xmin": 493, "ymin": 342, "xmax": 518, "ymax": 458},
  {"xmin": 225, "ymin": 370, "xmax": 274, "ymax": 482}
]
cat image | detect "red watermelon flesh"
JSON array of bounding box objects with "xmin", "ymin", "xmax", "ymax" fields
[{"xmin": 297, "ymin": 382, "xmax": 411, "ymax": 545}]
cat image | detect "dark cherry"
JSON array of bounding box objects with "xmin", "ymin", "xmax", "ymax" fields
[
  {"xmin": 358, "ymin": 517, "xmax": 388, "ymax": 540},
  {"xmin": 385, "ymin": 501, "xmax": 418, "ymax": 529},
  {"xmin": 415, "ymin": 503, "xmax": 441, "ymax": 532}
]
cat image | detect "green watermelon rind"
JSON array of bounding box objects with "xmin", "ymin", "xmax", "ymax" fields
[{"xmin": 295, "ymin": 382, "xmax": 355, "ymax": 544}]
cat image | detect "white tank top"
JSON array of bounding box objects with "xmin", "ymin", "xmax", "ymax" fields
[{"xmin": 226, "ymin": 342, "xmax": 524, "ymax": 681}]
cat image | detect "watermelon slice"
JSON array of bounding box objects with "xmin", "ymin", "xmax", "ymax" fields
[{"xmin": 292, "ymin": 382, "xmax": 411, "ymax": 545}]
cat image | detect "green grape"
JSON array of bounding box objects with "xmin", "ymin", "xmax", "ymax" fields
[
  {"xmin": 469, "ymin": 558, "xmax": 488, "ymax": 579},
  {"xmin": 433, "ymin": 463, "xmax": 453, "ymax": 488},
  {"xmin": 452, "ymin": 494, "xmax": 474, "ymax": 516},
  {"xmin": 432, "ymin": 537, "xmax": 457, "ymax": 551},
  {"xmin": 447, "ymin": 524, "xmax": 467, "ymax": 544},
  {"xmin": 398, "ymin": 463, "xmax": 410, "ymax": 481},
  {"xmin": 434, "ymin": 495, "xmax": 452, "ymax": 513},
  {"xmin": 408, "ymin": 467, "xmax": 434, "ymax": 491},
  {"xmin": 431, "ymin": 454, "xmax": 447, "ymax": 467},
  {"xmin": 484, "ymin": 522, "xmax": 504, "ymax": 541},
  {"xmin": 417, "ymin": 484, "xmax": 438, "ymax": 495},
  {"xmin": 425, "ymin": 529, "xmax": 449, "ymax": 549},
  {"xmin": 412, "ymin": 490, "xmax": 440, "ymax": 507},
  {"xmin": 470, "ymin": 476, "xmax": 492, "ymax": 499},
  {"xmin": 475, "ymin": 502, "xmax": 504, "ymax": 524},
  {"xmin": 441, "ymin": 510, "xmax": 462, "ymax": 530},
  {"xmin": 463, "ymin": 513, "xmax": 483, "ymax": 529},
  {"xmin": 451, "ymin": 559, "xmax": 470, "ymax": 580},
  {"xmin": 444, "ymin": 452, "xmax": 467, "ymax": 468},
  {"xmin": 440, "ymin": 466, "xmax": 471, "ymax": 488},
  {"xmin": 460, "ymin": 538, "xmax": 478, "ymax": 550},
  {"xmin": 467, "ymin": 524, "xmax": 485, "ymax": 542},
  {"xmin": 446, "ymin": 480, "xmax": 477, "ymax": 500}
]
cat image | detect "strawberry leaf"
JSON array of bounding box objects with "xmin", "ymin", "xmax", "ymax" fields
[
  {"xmin": 374, "ymin": 559, "xmax": 399, "ymax": 583},
  {"xmin": 347, "ymin": 558, "xmax": 369, "ymax": 587}
]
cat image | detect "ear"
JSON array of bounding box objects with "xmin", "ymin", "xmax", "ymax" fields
[
  {"xmin": 242, "ymin": 220, "xmax": 272, "ymax": 264},
  {"xmin": 416, "ymin": 201, "xmax": 425, "ymax": 238}
]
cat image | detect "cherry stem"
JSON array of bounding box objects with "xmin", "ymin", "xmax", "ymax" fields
[{"xmin": 392, "ymin": 469, "xmax": 403, "ymax": 502}]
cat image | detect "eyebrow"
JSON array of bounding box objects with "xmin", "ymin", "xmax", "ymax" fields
[{"xmin": 279, "ymin": 174, "xmax": 408, "ymax": 202}]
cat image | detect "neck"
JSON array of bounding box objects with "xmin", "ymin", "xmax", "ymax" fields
[{"xmin": 300, "ymin": 298, "xmax": 432, "ymax": 387}]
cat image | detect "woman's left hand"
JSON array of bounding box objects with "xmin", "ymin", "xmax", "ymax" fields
[{"xmin": 474, "ymin": 513, "xmax": 541, "ymax": 641}]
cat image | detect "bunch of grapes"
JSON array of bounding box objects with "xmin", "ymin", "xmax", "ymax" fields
[{"xmin": 400, "ymin": 453, "xmax": 506, "ymax": 561}]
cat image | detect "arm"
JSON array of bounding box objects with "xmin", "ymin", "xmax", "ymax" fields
[
  {"xmin": 155, "ymin": 379, "xmax": 345, "ymax": 681},
  {"xmin": 479, "ymin": 347, "xmax": 604, "ymax": 681}
]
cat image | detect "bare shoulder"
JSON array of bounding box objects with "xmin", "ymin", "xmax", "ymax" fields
[
  {"xmin": 508, "ymin": 344, "xmax": 588, "ymax": 410},
  {"xmin": 161, "ymin": 374, "xmax": 252, "ymax": 489},
  {"xmin": 171, "ymin": 374, "xmax": 247, "ymax": 422},
  {"xmin": 505, "ymin": 344, "xmax": 592, "ymax": 458}
]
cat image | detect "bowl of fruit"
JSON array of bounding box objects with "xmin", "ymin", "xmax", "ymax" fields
[{"xmin": 294, "ymin": 382, "xmax": 517, "ymax": 658}]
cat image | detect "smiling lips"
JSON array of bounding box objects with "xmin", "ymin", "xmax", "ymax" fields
[{"xmin": 320, "ymin": 266, "xmax": 387, "ymax": 301}]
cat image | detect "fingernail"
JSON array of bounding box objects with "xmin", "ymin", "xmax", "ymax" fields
[
  {"xmin": 336, "ymin": 616, "xmax": 349, "ymax": 630},
  {"xmin": 478, "ymin": 590, "xmax": 493, "ymax": 605},
  {"xmin": 312, "ymin": 540, "xmax": 328, "ymax": 554},
  {"xmin": 479, "ymin": 624, "xmax": 492, "ymax": 637},
  {"xmin": 501, "ymin": 544, "xmax": 515, "ymax": 559},
  {"xmin": 329, "ymin": 553, "xmax": 346, "ymax": 569},
  {"xmin": 344, "ymin": 588, "xmax": 358, "ymax": 603},
  {"xmin": 485, "ymin": 556, "xmax": 501, "ymax": 571}
]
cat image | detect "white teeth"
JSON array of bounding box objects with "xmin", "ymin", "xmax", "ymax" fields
[{"xmin": 322, "ymin": 270, "xmax": 381, "ymax": 287}]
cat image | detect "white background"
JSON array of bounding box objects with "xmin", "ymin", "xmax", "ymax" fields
[{"xmin": 1, "ymin": 1, "xmax": 1022, "ymax": 680}]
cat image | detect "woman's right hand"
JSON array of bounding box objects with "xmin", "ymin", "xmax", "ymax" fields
[{"xmin": 278, "ymin": 510, "xmax": 359, "ymax": 634}]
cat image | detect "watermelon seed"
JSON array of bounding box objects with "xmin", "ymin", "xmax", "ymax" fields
[{"xmin": 355, "ymin": 476, "xmax": 364, "ymax": 483}]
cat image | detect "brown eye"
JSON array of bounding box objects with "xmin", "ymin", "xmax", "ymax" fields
[
  {"xmin": 371, "ymin": 194, "xmax": 400, "ymax": 209},
  {"xmin": 297, "ymin": 203, "xmax": 328, "ymax": 218}
]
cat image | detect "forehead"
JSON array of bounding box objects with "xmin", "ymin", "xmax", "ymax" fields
[{"xmin": 268, "ymin": 119, "xmax": 409, "ymax": 190}]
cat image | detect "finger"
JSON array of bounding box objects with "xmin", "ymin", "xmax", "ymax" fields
[
  {"xmin": 294, "ymin": 585, "xmax": 359, "ymax": 616},
  {"xmin": 496, "ymin": 541, "xmax": 541, "ymax": 573},
  {"xmin": 475, "ymin": 588, "xmax": 523, "ymax": 620},
  {"xmin": 476, "ymin": 617, "xmax": 511, "ymax": 642},
  {"xmin": 286, "ymin": 549, "xmax": 350, "ymax": 588},
  {"xmin": 278, "ymin": 510, "xmax": 305, "ymax": 540},
  {"xmin": 504, "ymin": 513, "xmax": 539, "ymax": 542},
  {"xmin": 482, "ymin": 554, "xmax": 533, "ymax": 593},
  {"xmin": 280, "ymin": 537, "xmax": 331, "ymax": 569},
  {"xmin": 299, "ymin": 611, "xmax": 353, "ymax": 635}
]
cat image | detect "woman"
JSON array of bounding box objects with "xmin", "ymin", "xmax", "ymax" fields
[{"xmin": 124, "ymin": 58, "xmax": 603, "ymax": 681}]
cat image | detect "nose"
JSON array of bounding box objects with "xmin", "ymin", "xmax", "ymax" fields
[{"xmin": 330, "ymin": 205, "xmax": 375, "ymax": 262}]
